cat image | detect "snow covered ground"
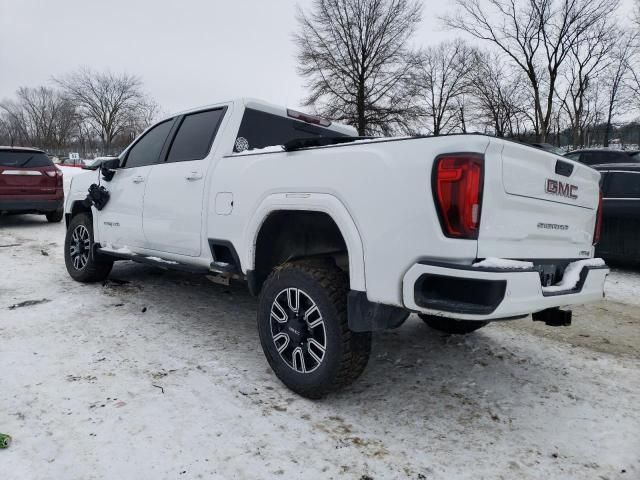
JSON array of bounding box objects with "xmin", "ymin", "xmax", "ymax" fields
[{"xmin": 1, "ymin": 216, "xmax": 639, "ymax": 480}]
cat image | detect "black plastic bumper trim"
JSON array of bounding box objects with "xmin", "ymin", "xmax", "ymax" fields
[
  {"xmin": 0, "ymin": 198, "xmax": 63, "ymax": 212},
  {"xmin": 414, "ymin": 273, "xmax": 507, "ymax": 315}
]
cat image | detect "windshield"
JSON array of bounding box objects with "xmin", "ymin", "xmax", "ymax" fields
[{"xmin": 0, "ymin": 151, "xmax": 52, "ymax": 168}]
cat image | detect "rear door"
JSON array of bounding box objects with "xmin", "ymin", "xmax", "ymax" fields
[
  {"xmin": 0, "ymin": 151, "xmax": 58, "ymax": 198},
  {"xmin": 478, "ymin": 140, "xmax": 600, "ymax": 259},
  {"xmin": 142, "ymin": 107, "xmax": 226, "ymax": 256},
  {"xmin": 97, "ymin": 119, "xmax": 175, "ymax": 248}
]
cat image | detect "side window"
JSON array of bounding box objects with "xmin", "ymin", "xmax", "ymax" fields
[
  {"xmin": 565, "ymin": 153, "xmax": 580, "ymax": 162},
  {"xmin": 605, "ymin": 172, "xmax": 640, "ymax": 198},
  {"xmin": 124, "ymin": 119, "xmax": 174, "ymax": 168},
  {"xmin": 166, "ymin": 109, "xmax": 225, "ymax": 163}
]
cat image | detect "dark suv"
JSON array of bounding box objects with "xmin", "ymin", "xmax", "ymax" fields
[
  {"xmin": 564, "ymin": 149, "xmax": 639, "ymax": 166},
  {"xmin": 0, "ymin": 147, "xmax": 64, "ymax": 222},
  {"xmin": 592, "ymin": 163, "xmax": 640, "ymax": 264}
]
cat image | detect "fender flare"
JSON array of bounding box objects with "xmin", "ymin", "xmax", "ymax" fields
[{"xmin": 243, "ymin": 193, "xmax": 366, "ymax": 291}]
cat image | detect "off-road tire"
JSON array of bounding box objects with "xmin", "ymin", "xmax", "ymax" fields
[
  {"xmin": 419, "ymin": 314, "xmax": 488, "ymax": 334},
  {"xmin": 65, "ymin": 213, "xmax": 113, "ymax": 282},
  {"xmin": 257, "ymin": 260, "xmax": 371, "ymax": 399},
  {"xmin": 46, "ymin": 209, "xmax": 64, "ymax": 223}
]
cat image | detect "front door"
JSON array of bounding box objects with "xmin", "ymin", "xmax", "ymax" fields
[
  {"xmin": 98, "ymin": 119, "xmax": 175, "ymax": 248},
  {"xmin": 142, "ymin": 108, "xmax": 226, "ymax": 256}
]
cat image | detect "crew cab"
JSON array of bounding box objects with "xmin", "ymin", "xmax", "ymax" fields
[{"xmin": 63, "ymin": 99, "xmax": 608, "ymax": 398}]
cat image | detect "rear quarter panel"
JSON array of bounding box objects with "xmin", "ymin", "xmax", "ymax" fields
[{"xmin": 208, "ymin": 135, "xmax": 490, "ymax": 306}]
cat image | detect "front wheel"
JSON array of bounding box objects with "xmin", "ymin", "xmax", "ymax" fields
[
  {"xmin": 64, "ymin": 213, "xmax": 113, "ymax": 282},
  {"xmin": 257, "ymin": 260, "xmax": 371, "ymax": 399},
  {"xmin": 419, "ymin": 314, "xmax": 488, "ymax": 334}
]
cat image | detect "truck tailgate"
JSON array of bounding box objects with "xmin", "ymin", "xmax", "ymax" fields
[{"xmin": 478, "ymin": 141, "xmax": 601, "ymax": 259}]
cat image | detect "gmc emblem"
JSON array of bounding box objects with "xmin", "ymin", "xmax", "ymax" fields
[{"xmin": 545, "ymin": 179, "xmax": 578, "ymax": 200}]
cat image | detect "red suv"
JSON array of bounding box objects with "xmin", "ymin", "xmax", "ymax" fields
[{"xmin": 0, "ymin": 146, "xmax": 64, "ymax": 222}]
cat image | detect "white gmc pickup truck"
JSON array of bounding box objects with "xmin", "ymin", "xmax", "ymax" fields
[{"xmin": 64, "ymin": 98, "xmax": 608, "ymax": 398}]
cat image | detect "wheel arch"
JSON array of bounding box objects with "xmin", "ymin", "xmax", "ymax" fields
[
  {"xmin": 245, "ymin": 193, "xmax": 366, "ymax": 294},
  {"xmin": 65, "ymin": 200, "xmax": 91, "ymax": 228}
]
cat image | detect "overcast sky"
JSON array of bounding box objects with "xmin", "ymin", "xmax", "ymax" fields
[{"xmin": 0, "ymin": 0, "xmax": 635, "ymax": 116}]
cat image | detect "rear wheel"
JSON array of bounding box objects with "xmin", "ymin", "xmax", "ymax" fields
[
  {"xmin": 419, "ymin": 314, "xmax": 488, "ymax": 334},
  {"xmin": 257, "ymin": 260, "xmax": 371, "ymax": 399},
  {"xmin": 64, "ymin": 213, "xmax": 113, "ymax": 282},
  {"xmin": 46, "ymin": 209, "xmax": 63, "ymax": 223}
]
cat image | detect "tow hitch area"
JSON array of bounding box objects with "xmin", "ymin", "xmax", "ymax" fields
[{"xmin": 532, "ymin": 308, "xmax": 572, "ymax": 327}]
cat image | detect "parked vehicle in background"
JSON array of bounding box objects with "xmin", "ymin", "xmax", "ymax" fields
[
  {"xmin": 63, "ymin": 98, "xmax": 607, "ymax": 398},
  {"xmin": 0, "ymin": 146, "xmax": 64, "ymax": 222},
  {"xmin": 529, "ymin": 142, "xmax": 564, "ymax": 155},
  {"xmin": 59, "ymin": 157, "xmax": 88, "ymax": 168},
  {"xmin": 564, "ymin": 149, "xmax": 639, "ymax": 166},
  {"xmin": 593, "ymin": 163, "xmax": 640, "ymax": 264}
]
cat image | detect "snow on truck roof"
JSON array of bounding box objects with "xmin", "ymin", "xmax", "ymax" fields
[{"xmin": 170, "ymin": 98, "xmax": 357, "ymax": 137}]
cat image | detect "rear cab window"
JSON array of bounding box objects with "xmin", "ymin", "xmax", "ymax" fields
[
  {"xmin": 235, "ymin": 108, "xmax": 345, "ymax": 152},
  {"xmin": 0, "ymin": 150, "xmax": 53, "ymax": 168}
]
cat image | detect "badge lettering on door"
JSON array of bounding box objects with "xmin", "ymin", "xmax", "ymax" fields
[{"xmin": 545, "ymin": 179, "xmax": 578, "ymax": 199}]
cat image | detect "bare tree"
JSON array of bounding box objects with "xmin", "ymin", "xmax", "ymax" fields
[
  {"xmin": 557, "ymin": 18, "xmax": 615, "ymax": 148},
  {"xmin": 600, "ymin": 31, "xmax": 637, "ymax": 147},
  {"xmin": 468, "ymin": 51, "xmax": 529, "ymax": 137},
  {"xmin": 0, "ymin": 86, "xmax": 76, "ymax": 150},
  {"xmin": 411, "ymin": 40, "xmax": 474, "ymax": 135},
  {"xmin": 56, "ymin": 68, "xmax": 152, "ymax": 153},
  {"xmin": 445, "ymin": 0, "xmax": 618, "ymax": 142},
  {"xmin": 0, "ymin": 112, "xmax": 21, "ymax": 146},
  {"xmin": 295, "ymin": 0, "xmax": 422, "ymax": 135}
]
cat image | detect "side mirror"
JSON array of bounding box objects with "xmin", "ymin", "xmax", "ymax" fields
[
  {"xmin": 100, "ymin": 158, "xmax": 121, "ymax": 170},
  {"xmin": 99, "ymin": 157, "xmax": 120, "ymax": 182}
]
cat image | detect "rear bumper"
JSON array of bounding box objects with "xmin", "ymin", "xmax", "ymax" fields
[
  {"xmin": 402, "ymin": 260, "xmax": 609, "ymax": 321},
  {"xmin": 0, "ymin": 198, "xmax": 64, "ymax": 213}
]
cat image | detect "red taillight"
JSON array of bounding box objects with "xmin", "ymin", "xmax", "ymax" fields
[
  {"xmin": 433, "ymin": 154, "xmax": 484, "ymax": 239},
  {"xmin": 593, "ymin": 190, "xmax": 603, "ymax": 245},
  {"xmin": 45, "ymin": 168, "xmax": 63, "ymax": 186}
]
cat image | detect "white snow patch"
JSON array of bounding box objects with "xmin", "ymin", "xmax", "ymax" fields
[
  {"xmin": 473, "ymin": 257, "xmax": 534, "ymax": 269},
  {"xmin": 146, "ymin": 256, "xmax": 178, "ymax": 265},
  {"xmin": 542, "ymin": 258, "xmax": 606, "ymax": 293},
  {"xmin": 0, "ymin": 220, "xmax": 638, "ymax": 480},
  {"xmin": 231, "ymin": 136, "xmax": 417, "ymax": 156},
  {"xmin": 232, "ymin": 145, "xmax": 285, "ymax": 155},
  {"xmin": 605, "ymin": 268, "xmax": 640, "ymax": 306}
]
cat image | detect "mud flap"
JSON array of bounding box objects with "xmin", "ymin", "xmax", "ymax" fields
[{"xmin": 348, "ymin": 291, "xmax": 410, "ymax": 332}]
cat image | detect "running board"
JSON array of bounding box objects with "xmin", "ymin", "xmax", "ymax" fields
[{"xmin": 97, "ymin": 248, "xmax": 211, "ymax": 274}]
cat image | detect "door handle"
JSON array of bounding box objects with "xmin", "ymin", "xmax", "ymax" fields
[
  {"xmin": 132, "ymin": 176, "xmax": 145, "ymax": 184},
  {"xmin": 185, "ymin": 172, "xmax": 203, "ymax": 181}
]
